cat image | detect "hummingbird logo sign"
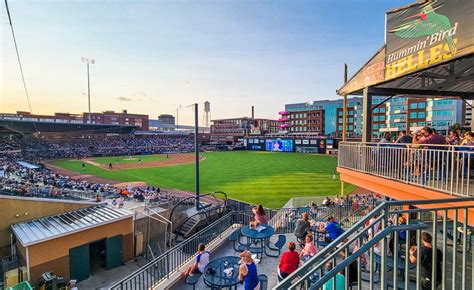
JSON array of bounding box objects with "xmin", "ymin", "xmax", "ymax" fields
[
  {"xmin": 389, "ymin": 4, "xmax": 458, "ymax": 55},
  {"xmin": 384, "ymin": 2, "xmax": 464, "ymax": 80}
]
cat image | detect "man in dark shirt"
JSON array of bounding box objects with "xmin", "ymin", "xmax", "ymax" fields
[
  {"xmin": 395, "ymin": 130, "xmax": 413, "ymax": 144},
  {"xmin": 414, "ymin": 127, "xmax": 446, "ymax": 145},
  {"xmin": 409, "ymin": 232, "xmax": 442, "ymax": 290}
]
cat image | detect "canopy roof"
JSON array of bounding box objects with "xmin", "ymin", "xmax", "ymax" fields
[
  {"xmin": 338, "ymin": 0, "xmax": 474, "ymax": 100},
  {"xmin": 12, "ymin": 205, "xmax": 132, "ymax": 247}
]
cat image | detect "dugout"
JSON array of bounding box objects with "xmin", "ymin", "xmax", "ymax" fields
[{"xmin": 11, "ymin": 205, "xmax": 134, "ymax": 285}]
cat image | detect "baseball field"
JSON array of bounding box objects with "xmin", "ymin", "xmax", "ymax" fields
[{"xmin": 48, "ymin": 151, "xmax": 355, "ymax": 208}]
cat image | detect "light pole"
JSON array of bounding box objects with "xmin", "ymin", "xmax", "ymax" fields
[{"xmin": 81, "ymin": 57, "xmax": 95, "ymax": 123}]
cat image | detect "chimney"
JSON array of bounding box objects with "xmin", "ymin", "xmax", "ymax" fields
[
  {"xmin": 251, "ymin": 106, "xmax": 254, "ymax": 119},
  {"xmin": 122, "ymin": 110, "xmax": 127, "ymax": 114}
]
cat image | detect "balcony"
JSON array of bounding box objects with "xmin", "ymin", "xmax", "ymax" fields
[
  {"xmin": 279, "ymin": 124, "xmax": 289, "ymax": 128},
  {"xmin": 337, "ymin": 142, "xmax": 473, "ymax": 201},
  {"xmin": 278, "ymin": 117, "xmax": 289, "ymax": 122}
]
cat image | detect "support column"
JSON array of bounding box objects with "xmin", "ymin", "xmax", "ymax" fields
[
  {"xmin": 340, "ymin": 180, "xmax": 345, "ymax": 197},
  {"xmin": 471, "ymin": 116, "xmax": 474, "ymax": 132},
  {"xmin": 342, "ymin": 64, "xmax": 348, "ymax": 141},
  {"xmin": 362, "ymin": 87, "xmax": 373, "ymax": 143}
]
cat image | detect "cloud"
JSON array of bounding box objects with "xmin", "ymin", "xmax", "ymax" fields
[{"xmin": 115, "ymin": 96, "xmax": 133, "ymax": 102}]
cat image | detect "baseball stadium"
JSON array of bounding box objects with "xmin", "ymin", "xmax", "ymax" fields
[{"xmin": 1, "ymin": 0, "xmax": 474, "ymax": 290}]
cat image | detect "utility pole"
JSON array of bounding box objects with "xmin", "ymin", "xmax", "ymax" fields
[
  {"xmin": 194, "ymin": 103, "xmax": 200, "ymax": 210},
  {"xmin": 81, "ymin": 57, "xmax": 95, "ymax": 123}
]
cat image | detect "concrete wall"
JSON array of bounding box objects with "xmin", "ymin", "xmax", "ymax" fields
[
  {"xmin": 23, "ymin": 217, "xmax": 133, "ymax": 283},
  {"xmin": 0, "ymin": 196, "xmax": 94, "ymax": 257}
]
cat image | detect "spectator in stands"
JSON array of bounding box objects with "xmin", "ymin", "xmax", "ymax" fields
[
  {"xmin": 300, "ymin": 234, "xmax": 317, "ymax": 260},
  {"xmin": 460, "ymin": 131, "xmax": 473, "ymax": 146},
  {"xmin": 379, "ymin": 132, "xmax": 392, "ymax": 143},
  {"xmin": 294, "ymin": 212, "xmax": 311, "ymax": 246},
  {"xmin": 325, "ymin": 216, "xmax": 344, "ymax": 242},
  {"xmin": 409, "ymin": 232, "xmax": 442, "ymax": 290},
  {"xmin": 181, "ymin": 243, "xmax": 210, "ymax": 277},
  {"xmin": 395, "ymin": 130, "xmax": 413, "ymax": 144},
  {"xmin": 323, "ymin": 261, "xmax": 345, "ymax": 290},
  {"xmin": 340, "ymin": 250, "xmax": 358, "ymax": 286},
  {"xmin": 239, "ymin": 250, "xmax": 259, "ymax": 290},
  {"xmin": 252, "ymin": 205, "xmax": 268, "ymax": 226},
  {"xmin": 414, "ymin": 127, "xmax": 446, "ymax": 145},
  {"xmin": 446, "ymin": 130, "xmax": 460, "ymax": 145},
  {"xmin": 278, "ymin": 242, "xmax": 299, "ymax": 281}
]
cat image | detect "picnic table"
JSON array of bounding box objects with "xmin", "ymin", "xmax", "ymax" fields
[
  {"xmin": 203, "ymin": 256, "xmax": 241, "ymax": 289},
  {"xmin": 241, "ymin": 225, "xmax": 275, "ymax": 257}
]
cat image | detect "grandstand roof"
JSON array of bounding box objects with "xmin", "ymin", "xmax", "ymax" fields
[
  {"xmin": 0, "ymin": 119, "xmax": 137, "ymax": 135},
  {"xmin": 11, "ymin": 205, "xmax": 133, "ymax": 246}
]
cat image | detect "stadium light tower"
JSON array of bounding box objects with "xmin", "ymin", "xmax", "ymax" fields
[{"xmin": 81, "ymin": 57, "xmax": 95, "ymax": 124}]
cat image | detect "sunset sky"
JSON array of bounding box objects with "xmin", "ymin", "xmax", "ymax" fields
[{"xmin": 2, "ymin": 0, "xmax": 412, "ymax": 125}]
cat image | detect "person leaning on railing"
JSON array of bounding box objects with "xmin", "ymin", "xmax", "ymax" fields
[{"xmin": 460, "ymin": 131, "xmax": 473, "ymax": 146}]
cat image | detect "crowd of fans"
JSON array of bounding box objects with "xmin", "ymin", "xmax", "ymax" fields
[
  {"xmin": 380, "ymin": 127, "xmax": 473, "ymax": 146},
  {"xmin": 0, "ymin": 134, "xmax": 195, "ymax": 161}
]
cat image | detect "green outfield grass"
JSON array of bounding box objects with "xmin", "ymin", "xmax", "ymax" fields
[
  {"xmin": 91, "ymin": 154, "xmax": 167, "ymax": 165},
  {"xmin": 50, "ymin": 151, "xmax": 354, "ymax": 208}
]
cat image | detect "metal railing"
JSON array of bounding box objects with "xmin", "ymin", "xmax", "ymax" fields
[
  {"xmin": 110, "ymin": 212, "xmax": 237, "ymax": 290},
  {"xmin": 275, "ymin": 197, "xmax": 474, "ymax": 290},
  {"xmin": 338, "ymin": 142, "xmax": 473, "ymax": 197},
  {"xmin": 110, "ymin": 199, "xmax": 373, "ymax": 290}
]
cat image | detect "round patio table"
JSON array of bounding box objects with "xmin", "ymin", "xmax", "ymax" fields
[
  {"xmin": 203, "ymin": 256, "xmax": 241, "ymax": 289},
  {"xmin": 241, "ymin": 225, "xmax": 275, "ymax": 240}
]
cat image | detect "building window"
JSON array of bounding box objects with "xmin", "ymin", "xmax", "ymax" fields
[
  {"xmin": 418, "ymin": 102, "xmax": 426, "ymax": 109},
  {"xmin": 410, "ymin": 112, "xmax": 417, "ymax": 118},
  {"xmin": 379, "ymin": 115, "xmax": 385, "ymax": 121},
  {"xmin": 348, "ymin": 118, "xmax": 353, "ymax": 123},
  {"xmin": 338, "ymin": 125, "xmax": 343, "ymax": 130},
  {"xmin": 418, "ymin": 112, "xmax": 425, "ymax": 118},
  {"xmin": 373, "ymin": 124, "xmax": 379, "ymax": 129},
  {"xmin": 410, "ymin": 103, "xmax": 418, "ymax": 109},
  {"xmin": 374, "ymin": 108, "xmax": 379, "ymax": 113},
  {"xmin": 380, "ymin": 108, "xmax": 385, "ymax": 113},
  {"xmin": 373, "ymin": 116, "xmax": 379, "ymax": 121}
]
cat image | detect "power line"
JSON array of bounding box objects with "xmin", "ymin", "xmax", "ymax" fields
[{"xmin": 5, "ymin": 0, "xmax": 33, "ymax": 113}]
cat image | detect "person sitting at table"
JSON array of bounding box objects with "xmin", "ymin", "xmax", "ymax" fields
[
  {"xmin": 252, "ymin": 205, "xmax": 268, "ymax": 226},
  {"xmin": 278, "ymin": 242, "xmax": 299, "ymax": 281},
  {"xmin": 300, "ymin": 234, "xmax": 317, "ymax": 260},
  {"xmin": 181, "ymin": 243, "xmax": 210, "ymax": 277},
  {"xmin": 239, "ymin": 250, "xmax": 259, "ymax": 290},
  {"xmin": 325, "ymin": 216, "xmax": 344, "ymax": 242},
  {"xmin": 294, "ymin": 212, "xmax": 311, "ymax": 247}
]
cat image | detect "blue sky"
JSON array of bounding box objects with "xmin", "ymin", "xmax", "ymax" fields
[{"xmin": 1, "ymin": 0, "xmax": 412, "ymax": 125}]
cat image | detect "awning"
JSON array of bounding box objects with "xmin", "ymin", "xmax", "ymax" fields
[{"xmin": 11, "ymin": 205, "xmax": 133, "ymax": 247}]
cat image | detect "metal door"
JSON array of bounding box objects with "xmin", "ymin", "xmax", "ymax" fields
[
  {"xmin": 69, "ymin": 244, "xmax": 90, "ymax": 282},
  {"xmin": 106, "ymin": 235, "xmax": 123, "ymax": 270}
]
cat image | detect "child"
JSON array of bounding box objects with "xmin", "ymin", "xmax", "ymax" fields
[{"xmin": 300, "ymin": 234, "xmax": 317, "ymax": 261}]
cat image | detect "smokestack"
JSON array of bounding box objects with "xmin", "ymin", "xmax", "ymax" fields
[{"xmin": 251, "ymin": 106, "xmax": 254, "ymax": 119}]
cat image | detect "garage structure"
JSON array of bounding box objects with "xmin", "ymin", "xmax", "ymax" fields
[{"xmin": 11, "ymin": 205, "xmax": 134, "ymax": 284}]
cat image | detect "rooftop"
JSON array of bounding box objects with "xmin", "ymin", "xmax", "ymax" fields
[{"xmin": 11, "ymin": 205, "xmax": 133, "ymax": 247}]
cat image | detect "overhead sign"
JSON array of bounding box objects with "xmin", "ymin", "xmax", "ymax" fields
[{"xmin": 385, "ymin": 0, "xmax": 474, "ymax": 80}]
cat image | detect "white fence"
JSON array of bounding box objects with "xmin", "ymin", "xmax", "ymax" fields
[{"xmin": 338, "ymin": 142, "xmax": 473, "ymax": 197}]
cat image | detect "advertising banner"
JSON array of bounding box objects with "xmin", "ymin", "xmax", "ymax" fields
[{"xmin": 385, "ymin": 0, "xmax": 474, "ymax": 80}]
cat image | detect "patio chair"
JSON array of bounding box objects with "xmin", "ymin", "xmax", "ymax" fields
[
  {"xmin": 265, "ymin": 235, "xmax": 286, "ymax": 257},
  {"xmin": 185, "ymin": 272, "xmax": 202, "ymax": 290},
  {"xmin": 229, "ymin": 229, "xmax": 249, "ymax": 252},
  {"xmin": 258, "ymin": 274, "xmax": 268, "ymax": 290}
]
